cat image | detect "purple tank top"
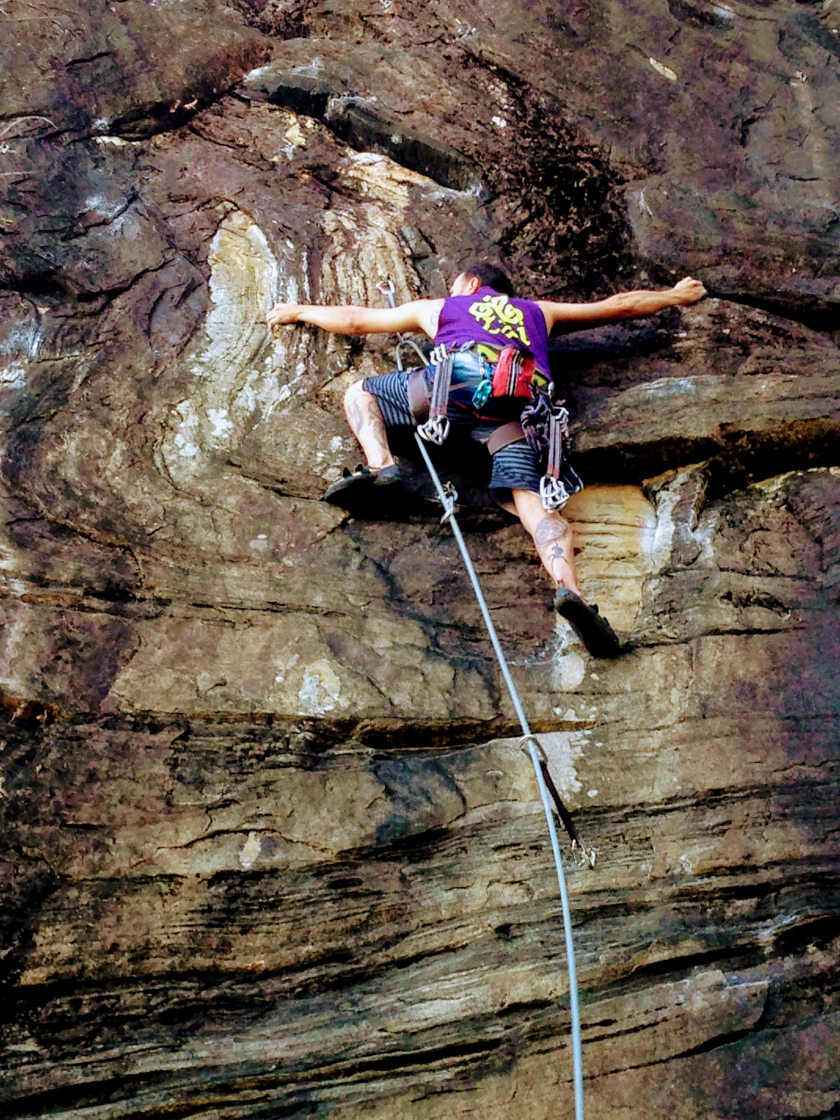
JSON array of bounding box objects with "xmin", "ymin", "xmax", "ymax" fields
[{"xmin": 434, "ymin": 287, "xmax": 551, "ymax": 376}]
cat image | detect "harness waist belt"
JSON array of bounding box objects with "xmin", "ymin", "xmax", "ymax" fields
[
  {"xmin": 485, "ymin": 420, "xmax": 525, "ymax": 455},
  {"xmin": 409, "ymin": 370, "xmax": 529, "ymax": 451}
]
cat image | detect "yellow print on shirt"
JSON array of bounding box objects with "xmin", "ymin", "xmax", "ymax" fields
[{"xmin": 468, "ymin": 295, "xmax": 531, "ymax": 346}]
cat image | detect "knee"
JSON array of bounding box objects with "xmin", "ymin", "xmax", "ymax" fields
[{"xmin": 344, "ymin": 379, "xmax": 366, "ymax": 407}]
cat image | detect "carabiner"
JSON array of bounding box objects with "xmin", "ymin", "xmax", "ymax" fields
[
  {"xmin": 418, "ymin": 416, "xmax": 450, "ymax": 445},
  {"xmin": 540, "ymin": 475, "xmax": 570, "ymax": 511},
  {"xmin": 375, "ymin": 278, "xmax": 396, "ymax": 307}
]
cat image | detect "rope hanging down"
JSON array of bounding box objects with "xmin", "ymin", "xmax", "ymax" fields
[{"xmin": 377, "ymin": 278, "xmax": 589, "ymax": 1120}]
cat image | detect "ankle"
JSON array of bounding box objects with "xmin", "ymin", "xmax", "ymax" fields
[{"xmin": 554, "ymin": 578, "xmax": 583, "ymax": 598}]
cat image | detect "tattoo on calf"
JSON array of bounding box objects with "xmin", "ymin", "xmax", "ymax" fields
[
  {"xmin": 534, "ymin": 516, "xmax": 566, "ymax": 547},
  {"xmin": 361, "ymin": 399, "xmax": 388, "ymax": 445},
  {"xmin": 349, "ymin": 395, "xmax": 388, "ymax": 449}
]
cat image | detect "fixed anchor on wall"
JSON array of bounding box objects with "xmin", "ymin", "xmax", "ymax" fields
[{"xmin": 375, "ymin": 278, "xmax": 396, "ymax": 302}]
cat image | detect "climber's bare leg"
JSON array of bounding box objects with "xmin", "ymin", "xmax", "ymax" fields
[
  {"xmin": 513, "ymin": 489, "xmax": 583, "ymax": 598},
  {"xmin": 343, "ymin": 380, "xmax": 395, "ymax": 470}
]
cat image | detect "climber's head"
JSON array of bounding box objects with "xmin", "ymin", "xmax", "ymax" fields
[{"xmin": 449, "ymin": 262, "xmax": 515, "ymax": 297}]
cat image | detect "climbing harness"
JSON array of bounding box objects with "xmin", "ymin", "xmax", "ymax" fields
[
  {"xmin": 378, "ymin": 278, "xmax": 589, "ymax": 1120},
  {"xmin": 380, "ymin": 278, "xmax": 581, "ymax": 513}
]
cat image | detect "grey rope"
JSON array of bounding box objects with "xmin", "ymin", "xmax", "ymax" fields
[
  {"xmin": 374, "ymin": 277, "xmax": 586, "ymax": 1120},
  {"xmin": 398, "ymin": 338, "xmax": 429, "ymax": 368},
  {"xmin": 414, "ymin": 434, "xmax": 585, "ymax": 1120}
]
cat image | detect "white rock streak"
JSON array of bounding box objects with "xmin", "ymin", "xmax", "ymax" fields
[{"xmin": 160, "ymin": 207, "xmax": 294, "ymax": 486}]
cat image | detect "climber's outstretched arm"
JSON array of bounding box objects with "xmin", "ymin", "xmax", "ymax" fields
[
  {"xmin": 538, "ymin": 277, "xmax": 706, "ymax": 330},
  {"xmin": 267, "ymin": 298, "xmax": 443, "ymax": 338}
]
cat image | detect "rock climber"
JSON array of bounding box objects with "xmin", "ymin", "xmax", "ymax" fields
[{"xmin": 267, "ymin": 263, "xmax": 706, "ymax": 657}]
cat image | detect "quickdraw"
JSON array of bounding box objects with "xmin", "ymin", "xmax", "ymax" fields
[
  {"xmin": 521, "ymin": 390, "xmax": 583, "ymax": 512},
  {"xmin": 417, "ymin": 344, "xmax": 454, "ymax": 446}
]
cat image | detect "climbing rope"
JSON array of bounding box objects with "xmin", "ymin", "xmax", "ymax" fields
[{"xmin": 377, "ymin": 278, "xmax": 588, "ymax": 1120}]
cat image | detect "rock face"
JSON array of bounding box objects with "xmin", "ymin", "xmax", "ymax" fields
[{"xmin": 1, "ymin": 2, "xmax": 839, "ymax": 1118}]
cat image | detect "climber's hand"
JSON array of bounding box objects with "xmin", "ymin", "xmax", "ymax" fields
[
  {"xmin": 267, "ymin": 303, "xmax": 301, "ymax": 330},
  {"xmin": 671, "ymin": 277, "xmax": 707, "ymax": 304}
]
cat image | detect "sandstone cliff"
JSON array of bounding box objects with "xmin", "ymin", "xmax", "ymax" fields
[{"xmin": 1, "ymin": 1, "xmax": 839, "ymax": 1117}]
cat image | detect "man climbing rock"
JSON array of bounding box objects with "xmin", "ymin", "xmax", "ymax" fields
[{"xmin": 268, "ymin": 264, "xmax": 706, "ymax": 657}]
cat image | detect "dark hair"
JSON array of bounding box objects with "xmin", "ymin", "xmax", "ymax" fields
[{"xmin": 462, "ymin": 262, "xmax": 515, "ymax": 297}]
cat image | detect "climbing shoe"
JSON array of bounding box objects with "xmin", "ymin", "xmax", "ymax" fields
[
  {"xmin": 322, "ymin": 463, "xmax": 402, "ymax": 508},
  {"xmin": 553, "ymin": 588, "xmax": 622, "ymax": 659}
]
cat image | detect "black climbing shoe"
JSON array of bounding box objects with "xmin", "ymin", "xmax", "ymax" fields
[
  {"xmin": 322, "ymin": 463, "xmax": 402, "ymax": 508},
  {"xmin": 553, "ymin": 588, "xmax": 622, "ymax": 659}
]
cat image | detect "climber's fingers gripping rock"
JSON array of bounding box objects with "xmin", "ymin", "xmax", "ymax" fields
[
  {"xmin": 672, "ymin": 277, "xmax": 707, "ymax": 304},
  {"xmin": 267, "ymin": 302, "xmax": 302, "ymax": 331}
]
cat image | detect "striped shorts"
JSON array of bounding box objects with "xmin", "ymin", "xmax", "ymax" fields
[{"xmin": 362, "ymin": 359, "xmax": 543, "ymax": 506}]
